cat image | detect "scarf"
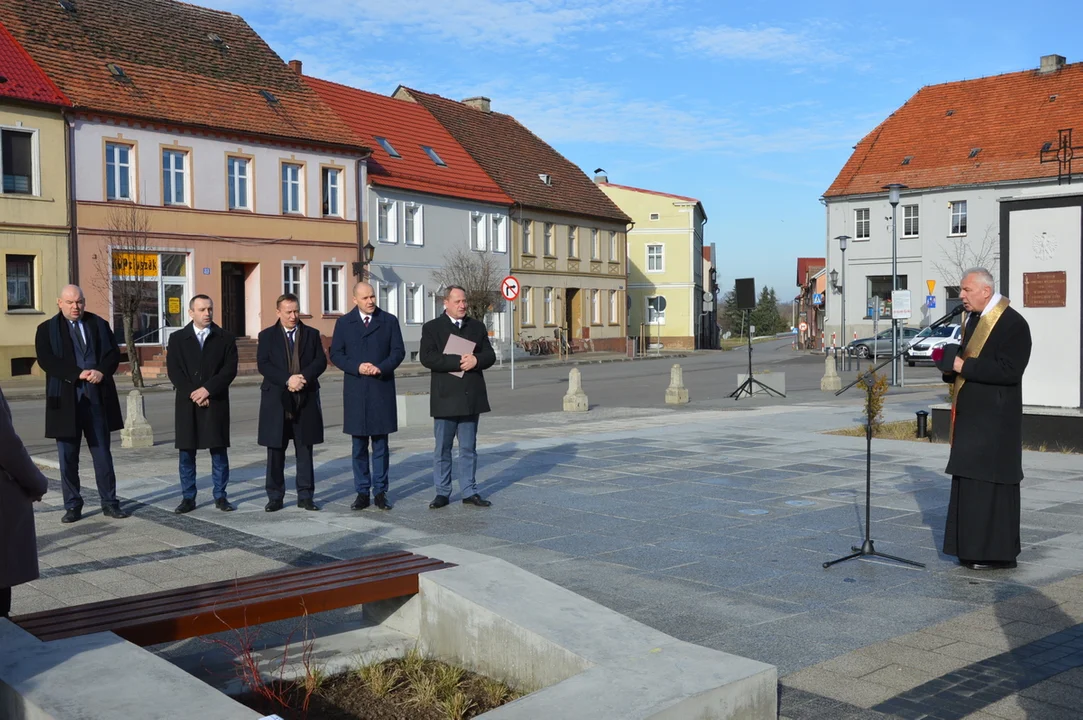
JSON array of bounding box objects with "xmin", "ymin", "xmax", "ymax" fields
[
  {"xmin": 46, "ymin": 311, "xmax": 100, "ymax": 408},
  {"xmin": 283, "ymin": 323, "xmax": 302, "ymax": 420},
  {"xmin": 950, "ymin": 296, "xmax": 1011, "ymax": 444}
]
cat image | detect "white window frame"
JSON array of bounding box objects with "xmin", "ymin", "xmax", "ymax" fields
[
  {"xmin": 608, "ymin": 289, "xmax": 618, "ymax": 325},
  {"xmin": 375, "ymin": 280, "xmax": 398, "ymax": 315},
  {"xmin": 567, "ymin": 225, "xmax": 578, "ymax": 258},
  {"xmin": 281, "ymin": 162, "xmax": 304, "ymax": 215},
  {"xmin": 0, "ymin": 126, "xmax": 40, "ymax": 196},
  {"xmin": 521, "ymin": 286, "xmax": 534, "ymax": 326},
  {"xmin": 491, "ymin": 213, "xmax": 507, "ymax": 253},
  {"xmin": 404, "ymin": 283, "xmax": 424, "ymax": 324},
  {"xmin": 105, "ymin": 141, "xmax": 135, "ymax": 201},
  {"xmin": 404, "ymin": 202, "xmax": 424, "ymax": 246},
  {"xmin": 282, "ymin": 261, "xmax": 307, "ymax": 313},
  {"xmin": 646, "ymin": 295, "xmax": 666, "ymax": 325},
  {"xmin": 322, "ymin": 167, "xmax": 342, "ymax": 217},
  {"xmin": 430, "ymin": 285, "xmax": 445, "ymax": 321},
  {"xmin": 544, "ymin": 222, "xmax": 555, "ymax": 256},
  {"xmin": 902, "ymin": 204, "xmax": 919, "ymax": 238},
  {"xmin": 590, "ymin": 289, "xmax": 600, "ymax": 324},
  {"xmin": 227, "ymin": 156, "xmax": 251, "ymax": 210},
  {"xmin": 544, "ymin": 287, "xmax": 555, "ymax": 325},
  {"xmin": 522, "ymin": 220, "xmax": 533, "ymax": 254},
  {"xmin": 647, "ymin": 243, "xmax": 664, "ymax": 272},
  {"xmin": 377, "ymin": 198, "xmax": 398, "ymax": 243},
  {"xmin": 590, "ymin": 228, "xmax": 600, "ymax": 260},
  {"xmin": 470, "ymin": 211, "xmax": 488, "ymax": 251},
  {"xmin": 950, "ymin": 200, "xmax": 967, "ymax": 236},
  {"xmin": 321, "ymin": 262, "xmax": 346, "ymax": 315},
  {"xmin": 162, "ymin": 148, "xmax": 188, "ymax": 206},
  {"xmin": 608, "ymin": 230, "xmax": 618, "ymax": 261},
  {"xmin": 855, "ymin": 208, "xmax": 870, "ymax": 240}
]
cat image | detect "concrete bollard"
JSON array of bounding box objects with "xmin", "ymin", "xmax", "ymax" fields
[
  {"xmin": 562, "ymin": 368, "xmax": 589, "ymax": 412},
  {"xmin": 120, "ymin": 389, "xmax": 154, "ymax": 448},
  {"xmin": 820, "ymin": 353, "xmax": 841, "ymax": 392},
  {"xmin": 665, "ymin": 363, "xmax": 689, "ymax": 404}
]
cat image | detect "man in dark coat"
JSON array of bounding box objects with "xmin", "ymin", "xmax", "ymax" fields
[
  {"xmin": 34, "ymin": 284, "xmax": 127, "ymax": 523},
  {"xmin": 330, "ymin": 282, "xmax": 405, "ymax": 511},
  {"xmin": 938, "ymin": 268, "xmax": 1032, "ymax": 570},
  {"xmin": 167, "ymin": 294, "xmax": 239, "ymax": 513},
  {"xmin": 1, "ymin": 385, "xmax": 50, "ymax": 617},
  {"xmin": 419, "ymin": 285, "xmax": 496, "ymax": 509},
  {"xmin": 258, "ymin": 293, "xmax": 327, "ymax": 512}
]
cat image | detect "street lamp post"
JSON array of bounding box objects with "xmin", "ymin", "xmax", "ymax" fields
[
  {"xmin": 834, "ymin": 234, "xmax": 850, "ymax": 370},
  {"xmin": 883, "ymin": 183, "xmax": 907, "ymax": 385},
  {"xmin": 353, "ymin": 242, "xmax": 376, "ymax": 282}
]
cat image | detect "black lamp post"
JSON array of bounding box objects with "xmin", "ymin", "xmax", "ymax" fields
[
  {"xmin": 353, "ymin": 243, "xmax": 375, "ymax": 281},
  {"xmin": 834, "ymin": 234, "xmax": 850, "ymax": 369},
  {"xmin": 883, "ymin": 183, "xmax": 907, "ymax": 385}
]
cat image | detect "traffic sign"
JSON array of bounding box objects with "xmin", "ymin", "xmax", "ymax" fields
[
  {"xmin": 891, "ymin": 290, "xmax": 912, "ymax": 319},
  {"xmin": 926, "ymin": 294, "xmax": 937, "ymax": 309},
  {"xmin": 799, "ymin": 321, "xmax": 808, "ymax": 332},
  {"xmin": 500, "ymin": 275, "xmax": 520, "ymax": 301},
  {"xmin": 926, "ymin": 279, "xmax": 936, "ymax": 295},
  {"xmin": 812, "ymin": 293, "xmax": 824, "ymax": 305}
]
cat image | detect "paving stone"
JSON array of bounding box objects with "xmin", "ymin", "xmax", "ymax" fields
[{"xmin": 783, "ymin": 667, "xmax": 898, "ymax": 708}]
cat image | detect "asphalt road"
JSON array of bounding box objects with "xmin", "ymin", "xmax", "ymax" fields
[{"xmin": 8, "ymin": 339, "xmax": 947, "ymax": 457}]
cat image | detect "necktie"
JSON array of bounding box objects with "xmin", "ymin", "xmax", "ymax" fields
[
  {"xmin": 287, "ymin": 329, "xmax": 296, "ymax": 353},
  {"xmin": 454, "ymin": 320, "xmax": 461, "ymax": 329},
  {"xmin": 363, "ymin": 316, "xmax": 370, "ymax": 327},
  {"xmin": 70, "ymin": 321, "xmax": 87, "ymax": 354},
  {"xmin": 197, "ymin": 329, "xmax": 206, "ymax": 348}
]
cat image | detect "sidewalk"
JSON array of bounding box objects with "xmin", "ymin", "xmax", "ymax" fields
[{"xmin": 17, "ymin": 395, "xmax": 1081, "ymax": 719}]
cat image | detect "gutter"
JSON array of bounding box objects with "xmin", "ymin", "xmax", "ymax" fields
[{"xmin": 63, "ymin": 110, "xmax": 78, "ymax": 283}]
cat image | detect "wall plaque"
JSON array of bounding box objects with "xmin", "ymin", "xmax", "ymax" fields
[{"xmin": 1023, "ymin": 271, "xmax": 1067, "ymax": 308}]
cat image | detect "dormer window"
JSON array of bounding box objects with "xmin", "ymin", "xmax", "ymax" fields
[
  {"xmin": 901, "ymin": 156, "xmax": 912, "ymax": 165},
  {"xmin": 375, "ymin": 137, "xmax": 401, "ymax": 159},
  {"xmin": 538, "ymin": 173, "xmax": 552, "ymax": 186}
]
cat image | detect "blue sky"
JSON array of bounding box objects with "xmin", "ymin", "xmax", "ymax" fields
[{"xmin": 205, "ymin": 0, "xmax": 1082, "ymax": 298}]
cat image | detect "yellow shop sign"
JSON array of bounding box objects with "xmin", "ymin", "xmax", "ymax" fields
[{"xmin": 112, "ymin": 252, "xmax": 158, "ymax": 277}]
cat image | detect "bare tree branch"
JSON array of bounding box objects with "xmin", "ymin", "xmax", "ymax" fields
[
  {"xmin": 931, "ymin": 222, "xmax": 1001, "ymax": 288},
  {"xmin": 430, "ymin": 248, "xmax": 504, "ymax": 324},
  {"xmin": 91, "ymin": 203, "xmax": 156, "ymax": 388}
]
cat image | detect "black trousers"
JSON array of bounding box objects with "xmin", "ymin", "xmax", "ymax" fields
[
  {"xmin": 266, "ymin": 421, "xmax": 314, "ymax": 502},
  {"xmin": 1, "ymin": 586, "xmax": 11, "ymax": 618}
]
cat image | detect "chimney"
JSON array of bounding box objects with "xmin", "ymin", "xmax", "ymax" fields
[
  {"xmin": 593, "ymin": 169, "xmax": 608, "ymax": 184},
  {"xmin": 1039, "ymin": 54, "xmax": 1066, "ymax": 74},
  {"xmin": 462, "ymin": 96, "xmax": 491, "ymax": 113},
  {"xmin": 288, "ymin": 59, "xmax": 303, "ymax": 74}
]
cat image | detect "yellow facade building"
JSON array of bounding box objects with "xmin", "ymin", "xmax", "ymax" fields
[
  {"xmin": 0, "ymin": 23, "xmax": 71, "ymax": 379},
  {"xmin": 597, "ymin": 180, "xmax": 708, "ymax": 349}
]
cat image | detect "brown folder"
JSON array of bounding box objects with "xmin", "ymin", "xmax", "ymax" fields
[{"xmin": 443, "ymin": 333, "xmax": 476, "ymax": 378}]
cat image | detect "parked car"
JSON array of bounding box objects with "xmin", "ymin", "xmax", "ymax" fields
[
  {"xmin": 905, "ymin": 324, "xmax": 962, "ymax": 366},
  {"xmin": 846, "ymin": 327, "xmax": 923, "ymax": 358}
]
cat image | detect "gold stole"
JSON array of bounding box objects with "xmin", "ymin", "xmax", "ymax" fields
[{"xmin": 950, "ymin": 296, "xmax": 1010, "ymax": 444}]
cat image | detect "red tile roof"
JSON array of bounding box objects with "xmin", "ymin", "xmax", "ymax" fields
[
  {"xmin": 0, "ymin": 0, "xmax": 364, "ymax": 152},
  {"xmin": 825, "ymin": 62, "xmax": 1083, "ymax": 197},
  {"xmin": 305, "ymin": 76, "xmax": 511, "ymax": 206},
  {"xmin": 0, "ymin": 21, "xmax": 69, "ymax": 106},
  {"xmin": 398, "ymin": 87, "xmax": 631, "ymax": 224},
  {"xmin": 797, "ymin": 257, "xmax": 825, "ymax": 287}
]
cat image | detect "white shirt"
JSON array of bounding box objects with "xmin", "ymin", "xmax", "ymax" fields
[
  {"xmin": 195, "ymin": 326, "xmax": 209, "ymax": 347},
  {"xmin": 360, "ymin": 312, "xmax": 372, "ymax": 324},
  {"xmin": 981, "ymin": 292, "xmax": 1003, "ymax": 317},
  {"xmin": 446, "ymin": 313, "xmax": 462, "ymax": 328}
]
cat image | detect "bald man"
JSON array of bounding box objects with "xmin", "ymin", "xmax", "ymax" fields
[
  {"xmin": 35, "ymin": 285, "xmax": 128, "ymax": 523},
  {"xmin": 330, "ymin": 281, "xmax": 405, "ymax": 511}
]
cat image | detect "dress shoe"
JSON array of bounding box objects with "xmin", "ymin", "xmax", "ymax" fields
[
  {"xmin": 351, "ymin": 494, "xmax": 370, "ymax": 511},
  {"xmin": 962, "ymin": 560, "xmax": 1017, "ymax": 570},
  {"xmin": 429, "ymin": 495, "xmax": 450, "ymax": 509},
  {"xmin": 375, "ymin": 493, "xmax": 392, "ymax": 511},
  {"xmin": 101, "ymin": 505, "xmax": 130, "ymax": 519},
  {"xmin": 61, "ymin": 508, "xmax": 82, "ymax": 524},
  {"xmin": 298, "ymin": 499, "xmax": 320, "ymax": 511},
  {"xmin": 265, "ymin": 499, "xmax": 284, "ymax": 512},
  {"xmin": 215, "ymin": 498, "xmax": 235, "ymax": 512},
  {"xmin": 174, "ymin": 498, "xmax": 197, "ymax": 514},
  {"xmin": 462, "ymin": 494, "xmax": 492, "ymax": 508}
]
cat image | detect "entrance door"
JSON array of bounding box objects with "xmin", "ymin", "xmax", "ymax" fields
[
  {"xmin": 220, "ymin": 262, "xmax": 246, "ymax": 337},
  {"xmin": 566, "ymin": 288, "xmax": 582, "ymax": 338},
  {"xmin": 162, "ymin": 282, "xmax": 188, "ymax": 343}
]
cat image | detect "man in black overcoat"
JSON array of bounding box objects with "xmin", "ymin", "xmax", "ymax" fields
[
  {"xmin": 418, "ymin": 285, "xmax": 496, "ymax": 509},
  {"xmin": 937, "ymin": 268, "xmax": 1032, "ymax": 570},
  {"xmin": 166, "ymin": 294, "xmax": 239, "ymax": 513},
  {"xmin": 329, "ymin": 282, "xmax": 405, "ymax": 511},
  {"xmin": 257, "ymin": 293, "xmax": 327, "ymax": 512},
  {"xmin": 34, "ymin": 284, "xmax": 127, "ymax": 523}
]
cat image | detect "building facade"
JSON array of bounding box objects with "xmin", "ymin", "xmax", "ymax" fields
[
  {"xmin": 822, "ymin": 54, "xmax": 1083, "ymax": 341},
  {"xmin": 1, "ymin": 0, "xmax": 369, "ymax": 366},
  {"xmin": 395, "ymin": 89, "xmax": 633, "ymax": 352},
  {"xmin": 0, "ymin": 22, "xmax": 71, "ymax": 379},
  {"xmin": 598, "ymin": 180, "xmax": 707, "ymax": 349},
  {"xmin": 307, "ymin": 76, "xmax": 513, "ymax": 361}
]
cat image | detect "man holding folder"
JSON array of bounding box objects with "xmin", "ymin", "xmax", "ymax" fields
[{"xmin": 419, "ymin": 285, "xmax": 496, "ymax": 508}]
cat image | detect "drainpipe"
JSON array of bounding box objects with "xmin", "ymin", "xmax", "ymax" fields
[
  {"xmin": 355, "ymin": 154, "xmax": 368, "ymax": 281},
  {"xmin": 63, "ymin": 111, "xmax": 79, "ymax": 284}
]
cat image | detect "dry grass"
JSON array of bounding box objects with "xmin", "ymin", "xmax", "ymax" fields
[{"xmin": 826, "ymin": 419, "xmax": 926, "ymax": 441}]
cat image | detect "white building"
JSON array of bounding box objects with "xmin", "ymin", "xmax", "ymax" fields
[{"xmin": 822, "ymin": 54, "xmax": 1083, "ymax": 341}]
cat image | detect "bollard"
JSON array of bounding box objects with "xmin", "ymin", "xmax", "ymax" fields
[
  {"xmin": 820, "ymin": 353, "xmax": 841, "ymax": 391},
  {"xmin": 121, "ymin": 389, "xmax": 154, "ymax": 448},
  {"xmin": 915, "ymin": 410, "xmax": 929, "ymax": 439},
  {"xmin": 665, "ymin": 364, "xmax": 690, "ymax": 404},
  {"xmin": 563, "ymin": 367, "xmax": 589, "ymax": 412}
]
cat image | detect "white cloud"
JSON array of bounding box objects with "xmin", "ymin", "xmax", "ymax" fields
[{"xmin": 688, "ymin": 24, "xmax": 846, "ymax": 64}]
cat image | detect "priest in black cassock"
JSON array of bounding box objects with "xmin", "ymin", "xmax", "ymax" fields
[{"xmin": 937, "ymin": 268, "xmax": 1032, "ymax": 570}]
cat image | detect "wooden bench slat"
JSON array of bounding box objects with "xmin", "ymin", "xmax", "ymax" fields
[{"xmin": 15, "ymin": 556, "xmax": 445, "ymax": 635}]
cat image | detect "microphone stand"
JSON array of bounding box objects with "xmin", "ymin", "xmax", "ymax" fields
[{"xmin": 822, "ymin": 306, "xmax": 964, "ymax": 569}]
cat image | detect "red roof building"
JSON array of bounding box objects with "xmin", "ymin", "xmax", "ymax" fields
[{"xmin": 0, "ymin": 22, "xmax": 70, "ymax": 107}]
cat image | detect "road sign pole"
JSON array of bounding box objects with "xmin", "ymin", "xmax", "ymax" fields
[{"xmin": 510, "ymin": 304, "xmax": 515, "ymax": 390}]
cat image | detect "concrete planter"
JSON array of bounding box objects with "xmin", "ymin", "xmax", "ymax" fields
[{"xmin": 396, "ymin": 392, "xmax": 430, "ymax": 428}]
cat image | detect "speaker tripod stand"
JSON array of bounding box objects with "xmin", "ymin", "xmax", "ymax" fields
[{"xmin": 729, "ymin": 310, "xmax": 784, "ymax": 400}]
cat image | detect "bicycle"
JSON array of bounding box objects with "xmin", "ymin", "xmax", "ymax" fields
[{"xmin": 517, "ymin": 331, "xmax": 541, "ymax": 356}]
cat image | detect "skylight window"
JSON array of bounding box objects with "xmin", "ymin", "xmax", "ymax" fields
[
  {"xmin": 374, "ymin": 137, "xmax": 401, "ymax": 159},
  {"xmin": 259, "ymin": 89, "xmax": 279, "ymax": 105},
  {"xmin": 901, "ymin": 156, "xmax": 913, "ymax": 165},
  {"xmin": 538, "ymin": 173, "xmax": 552, "ymax": 186},
  {"xmin": 945, "ymin": 109, "xmax": 954, "ymax": 116},
  {"xmin": 106, "ymin": 63, "xmax": 130, "ymax": 82},
  {"xmin": 969, "ymin": 148, "xmax": 981, "ymax": 158},
  {"xmin": 207, "ymin": 33, "xmax": 230, "ymax": 50},
  {"xmin": 421, "ymin": 145, "xmax": 446, "ymax": 167},
  {"xmin": 1042, "ymin": 141, "xmax": 1053, "ymax": 152},
  {"xmin": 58, "ymin": 0, "xmax": 75, "ymax": 12}
]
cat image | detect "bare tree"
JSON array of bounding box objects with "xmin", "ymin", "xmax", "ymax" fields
[
  {"xmin": 92, "ymin": 203, "xmax": 156, "ymax": 388},
  {"xmin": 430, "ymin": 248, "xmax": 504, "ymax": 323},
  {"xmin": 931, "ymin": 222, "xmax": 1000, "ymax": 287}
]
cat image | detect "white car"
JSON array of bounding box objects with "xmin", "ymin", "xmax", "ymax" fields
[{"xmin": 906, "ymin": 324, "xmax": 962, "ymax": 366}]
